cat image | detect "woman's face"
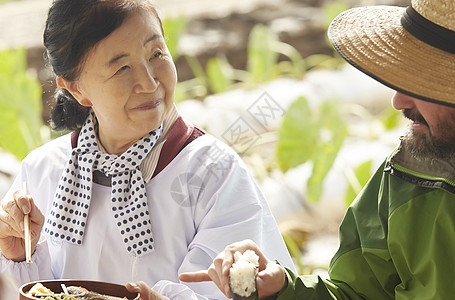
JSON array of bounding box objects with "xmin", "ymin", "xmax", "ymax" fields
[{"xmin": 66, "ymin": 10, "xmax": 177, "ymax": 153}]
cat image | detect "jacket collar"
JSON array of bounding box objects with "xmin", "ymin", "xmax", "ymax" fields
[{"xmin": 389, "ymin": 140, "xmax": 455, "ymax": 181}]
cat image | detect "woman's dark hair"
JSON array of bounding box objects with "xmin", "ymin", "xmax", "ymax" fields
[{"xmin": 44, "ymin": 0, "xmax": 163, "ymax": 131}]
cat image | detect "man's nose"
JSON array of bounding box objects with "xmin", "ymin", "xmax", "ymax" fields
[{"xmin": 391, "ymin": 92, "xmax": 417, "ymax": 110}]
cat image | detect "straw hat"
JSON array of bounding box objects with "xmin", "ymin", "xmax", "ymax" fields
[{"xmin": 328, "ymin": 0, "xmax": 455, "ymax": 107}]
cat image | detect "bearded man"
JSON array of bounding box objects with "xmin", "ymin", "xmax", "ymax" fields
[{"xmin": 179, "ymin": 0, "xmax": 455, "ymax": 298}]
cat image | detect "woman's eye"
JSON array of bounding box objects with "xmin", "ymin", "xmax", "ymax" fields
[
  {"xmin": 115, "ymin": 65, "xmax": 129, "ymax": 75},
  {"xmin": 152, "ymin": 51, "xmax": 162, "ymax": 58}
]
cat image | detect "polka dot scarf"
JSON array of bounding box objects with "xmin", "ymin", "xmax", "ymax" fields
[{"xmin": 44, "ymin": 113, "xmax": 162, "ymax": 257}]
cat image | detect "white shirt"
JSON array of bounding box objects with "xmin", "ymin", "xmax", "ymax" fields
[{"xmin": 1, "ymin": 132, "xmax": 294, "ymax": 299}]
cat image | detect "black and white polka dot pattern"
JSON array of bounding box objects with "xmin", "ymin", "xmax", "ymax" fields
[{"xmin": 44, "ymin": 113, "xmax": 162, "ymax": 257}]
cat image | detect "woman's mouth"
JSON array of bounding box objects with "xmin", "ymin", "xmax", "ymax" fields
[{"xmin": 134, "ymin": 99, "xmax": 162, "ymax": 111}]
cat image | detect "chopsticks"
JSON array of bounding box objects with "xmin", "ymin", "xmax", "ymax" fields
[
  {"xmin": 61, "ymin": 283, "xmax": 69, "ymax": 295},
  {"xmin": 22, "ymin": 182, "xmax": 32, "ymax": 264}
]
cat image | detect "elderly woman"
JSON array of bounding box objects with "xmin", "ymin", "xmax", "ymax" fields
[{"xmin": 0, "ymin": 0, "xmax": 294, "ymax": 299}]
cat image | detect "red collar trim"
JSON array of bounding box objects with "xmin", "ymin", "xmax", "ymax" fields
[{"xmin": 152, "ymin": 116, "xmax": 205, "ymax": 178}]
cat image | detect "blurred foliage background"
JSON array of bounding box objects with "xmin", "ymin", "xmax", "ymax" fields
[{"xmin": 0, "ymin": 0, "xmax": 406, "ymax": 274}]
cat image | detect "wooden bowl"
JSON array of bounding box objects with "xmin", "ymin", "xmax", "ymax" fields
[{"xmin": 19, "ymin": 279, "xmax": 139, "ymax": 299}]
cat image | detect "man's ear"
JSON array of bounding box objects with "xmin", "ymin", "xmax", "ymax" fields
[{"xmin": 56, "ymin": 76, "xmax": 92, "ymax": 107}]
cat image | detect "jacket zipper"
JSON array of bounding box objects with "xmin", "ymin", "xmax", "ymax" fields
[{"xmin": 385, "ymin": 162, "xmax": 455, "ymax": 194}]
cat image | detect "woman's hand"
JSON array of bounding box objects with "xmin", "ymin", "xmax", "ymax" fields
[
  {"xmin": 126, "ymin": 281, "xmax": 170, "ymax": 300},
  {"xmin": 0, "ymin": 190, "xmax": 45, "ymax": 262},
  {"xmin": 179, "ymin": 239, "xmax": 286, "ymax": 299}
]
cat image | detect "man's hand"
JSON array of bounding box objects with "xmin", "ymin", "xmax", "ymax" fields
[{"xmin": 179, "ymin": 239, "xmax": 286, "ymax": 299}]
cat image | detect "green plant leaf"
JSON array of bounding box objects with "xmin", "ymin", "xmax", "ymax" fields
[
  {"xmin": 247, "ymin": 24, "xmax": 279, "ymax": 83},
  {"xmin": 304, "ymin": 54, "xmax": 344, "ymax": 70},
  {"xmin": 173, "ymin": 82, "xmax": 188, "ymax": 104},
  {"xmin": 272, "ymin": 41, "xmax": 306, "ymax": 78},
  {"xmin": 344, "ymin": 160, "xmax": 373, "ymax": 207},
  {"xmin": 0, "ymin": 48, "xmax": 43, "ymax": 160},
  {"xmin": 206, "ymin": 56, "xmax": 233, "ymax": 94},
  {"xmin": 282, "ymin": 233, "xmax": 304, "ymax": 275},
  {"xmin": 162, "ymin": 15, "xmax": 187, "ymax": 60},
  {"xmin": 322, "ymin": 0, "xmax": 350, "ymax": 30},
  {"xmin": 306, "ymin": 99, "xmax": 348, "ymax": 202},
  {"xmin": 276, "ymin": 96, "xmax": 319, "ymax": 172},
  {"xmin": 277, "ymin": 97, "xmax": 347, "ymax": 203},
  {"xmin": 380, "ymin": 105, "xmax": 401, "ymax": 130},
  {"xmin": 185, "ymin": 55, "xmax": 208, "ymax": 89}
]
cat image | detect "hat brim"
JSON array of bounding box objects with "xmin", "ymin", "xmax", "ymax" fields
[{"xmin": 328, "ymin": 6, "xmax": 455, "ymax": 108}]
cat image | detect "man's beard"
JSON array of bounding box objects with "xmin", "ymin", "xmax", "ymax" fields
[{"xmin": 400, "ymin": 109, "xmax": 455, "ymax": 162}]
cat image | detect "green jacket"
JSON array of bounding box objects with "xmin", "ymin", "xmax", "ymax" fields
[{"xmin": 277, "ymin": 143, "xmax": 455, "ymax": 299}]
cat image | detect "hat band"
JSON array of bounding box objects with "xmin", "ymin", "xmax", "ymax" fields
[{"xmin": 401, "ymin": 6, "xmax": 455, "ymax": 54}]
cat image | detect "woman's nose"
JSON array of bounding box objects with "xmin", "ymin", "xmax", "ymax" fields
[
  {"xmin": 391, "ymin": 92, "xmax": 417, "ymax": 110},
  {"xmin": 134, "ymin": 62, "xmax": 158, "ymax": 93}
]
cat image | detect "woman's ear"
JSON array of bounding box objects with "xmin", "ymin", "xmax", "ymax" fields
[{"xmin": 56, "ymin": 76, "xmax": 93, "ymax": 107}]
